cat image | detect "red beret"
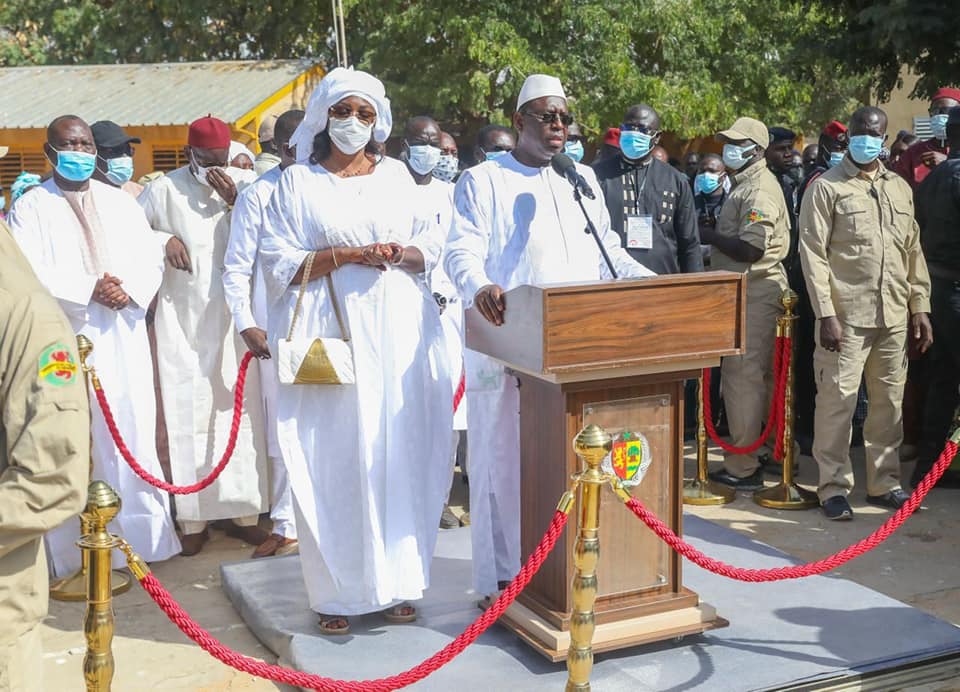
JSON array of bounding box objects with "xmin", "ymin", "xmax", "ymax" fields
[
  {"xmin": 188, "ymin": 115, "xmax": 231, "ymax": 149},
  {"xmin": 821, "ymin": 120, "xmax": 847, "ymax": 140},
  {"xmin": 604, "ymin": 127, "xmax": 621, "ymax": 147},
  {"xmin": 932, "ymin": 87, "xmax": 960, "ymax": 104}
]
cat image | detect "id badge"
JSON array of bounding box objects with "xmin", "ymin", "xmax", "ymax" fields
[{"xmin": 626, "ymin": 214, "xmax": 654, "ymax": 250}]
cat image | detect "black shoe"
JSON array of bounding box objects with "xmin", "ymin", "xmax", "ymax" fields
[
  {"xmin": 708, "ymin": 467, "xmax": 764, "ymax": 491},
  {"xmin": 821, "ymin": 495, "xmax": 853, "ymax": 520},
  {"xmin": 759, "ymin": 454, "xmax": 800, "ymax": 478},
  {"xmin": 865, "ymin": 488, "xmax": 913, "ymax": 510}
]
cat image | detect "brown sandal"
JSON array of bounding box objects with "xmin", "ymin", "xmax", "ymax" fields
[
  {"xmin": 318, "ymin": 614, "xmax": 350, "ymax": 635},
  {"xmin": 382, "ymin": 602, "xmax": 417, "ymax": 623}
]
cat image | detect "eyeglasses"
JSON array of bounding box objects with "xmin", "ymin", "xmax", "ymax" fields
[
  {"xmin": 328, "ymin": 105, "xmax": 377, "ymax": 126},
  {"xmin": 521, "ymin": 110, "xmax": 574, "ymax": 126},
  {"xmin": 930, "ymin": 106, "xmax": 953, "ymax": 116},
  {"xmin": 620, "ymin": 123, "xmax": 659, "ymax": 135}
]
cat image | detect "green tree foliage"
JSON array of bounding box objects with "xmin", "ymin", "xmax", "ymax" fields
[
  {"xmin": 816, "ymin": 0, "xmax": 960, "ymax": 101},
  {"xmin": 0, "ymin": 0, "xmax": 884, "ymax": 138}
]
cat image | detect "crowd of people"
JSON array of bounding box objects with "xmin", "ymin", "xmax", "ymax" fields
[{"xmin": 1, "ymin": 67, "xmax": 958, "ymax": 658}]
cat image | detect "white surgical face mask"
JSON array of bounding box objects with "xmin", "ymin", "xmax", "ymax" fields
[
  {"xmin": 328, "ymin": 116, "xmax": 374, "ymax": 155},
  {"xmin": 189, "ymin": 151, "xmax": 213, "ymax": 187},
  {"xmin": 405, "ymin": 143, "xmax": 442, "ymax": 175}
]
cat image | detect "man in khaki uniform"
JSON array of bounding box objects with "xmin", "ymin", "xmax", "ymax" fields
[
  {"xmin": 700, "ymin": 117, "xmax": 791, "ymax": 490},
  {"xmin": 0, "ymin": 221, "xmax": 90, "ymax": 692},
  {"xmin": 799, "ymin": 106, "xmax": 932, "ymax": 520}
]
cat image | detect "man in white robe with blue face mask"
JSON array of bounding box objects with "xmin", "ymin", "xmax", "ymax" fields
[
  {"xmin": 444, "ymin": 75, "xmax": 655, "ymax": 600},
  {"xmin": 140, "ymin": 116, "xmax": 269, "ymax": 557},
  {"xmin": 9, "ymin": 115, "xmax": 181, "ymax": 575}
]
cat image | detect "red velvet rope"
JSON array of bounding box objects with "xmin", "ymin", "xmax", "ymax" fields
[
  {"xmin": 452, "ymin": 369, "xmax": 465, "ymax": 413},
  {"xmin": 135, "ymin": 509, "xmax": 569, "ymax": 691},
  {"xmin": 702, "ymin": 336, "xmax": 790, "ymax": 457},
  {"xmin": 94, "ymin": 351, "xmax": 254, "ymax": 495},
  {"xmin": 624, "ymin": 439, "xmax": 958, "ymax": 581}
]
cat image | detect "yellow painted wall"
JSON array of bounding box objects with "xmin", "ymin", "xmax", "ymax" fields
[{"xmin": 875, "ymin": 69, "xmax": 926, "ymax": 137}]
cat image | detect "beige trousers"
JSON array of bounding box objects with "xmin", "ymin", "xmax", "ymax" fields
[
  {"xmin": 721, "ymin": 276, "xmax": 784, "ymax": 477},
  {"xmin": 812, "ymin": 322, "xmax": 906, "ymax": 501},
  {"xmin": 179, "ymin": 514, "xmax": 259, "ymax": 535},
  {"xmin": 0, "ymin": 624, "xmax": 43, "ymax": 692}
]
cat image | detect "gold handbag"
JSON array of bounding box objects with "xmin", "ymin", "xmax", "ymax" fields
[{"xmin": 276, "ymin": 251, "xmax": 356, "ymax": 385}]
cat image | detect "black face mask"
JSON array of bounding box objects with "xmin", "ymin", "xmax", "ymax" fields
[{"xmin": 785, "ymin": 166, "xmax": 804, "ymax": 185}]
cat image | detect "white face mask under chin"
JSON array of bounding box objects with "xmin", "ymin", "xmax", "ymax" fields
[{"xmin": 328, "ymin": 116, "xmax": 374, "ymax": 155}]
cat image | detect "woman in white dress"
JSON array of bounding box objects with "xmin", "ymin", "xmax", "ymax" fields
[{"xmin": 260, "ymin": 68, "xmax": 453, "ymax": 635}]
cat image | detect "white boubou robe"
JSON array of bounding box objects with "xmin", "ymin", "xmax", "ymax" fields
[
  {"xmin": 223, "ymin": 166, "xmax": 295, "ymax": 538},
  {"xmin": 9, "ymin": 178, "xmax": 182, "ymax": 575},
  {"xmin": 139, "ymin": 166, "xmax": 268, "ymax": 526},
  {"xmin": 412, "ymin": 178, "xmax": 467, "ymax": 432},
  {"xmin": 444, "ymin": 153, "xmax": 656, "ymax": 595},
  {"xmin": 260, "ymin": 158, "xmax": 453, "ymax": 615}
]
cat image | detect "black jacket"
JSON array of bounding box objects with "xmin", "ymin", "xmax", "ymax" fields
[
  {"xmin": 915, "ymin": 153, "xmax": 960, "ymax": 280},
  {"xmin": 593, "ymin": 156, "xmax": 703, "ymax": 274}
]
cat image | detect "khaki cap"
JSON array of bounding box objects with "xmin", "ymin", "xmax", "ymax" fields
[{"xmin": 718, "ymin": 117, "xmax": 769, "ymax": 148}]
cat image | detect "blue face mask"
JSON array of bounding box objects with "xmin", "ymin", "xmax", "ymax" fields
[
  {"xmin": 103, "ymin": 155, "xmax": 134, "ymax": 185},
  {"xmin": 721, "ymin": 143, "xmax": 756, "ymax": 171},
  {"xmin": 848, "ymin": 135, "xmax": 884, "ymax": 164},
  {"xmin": 565, "ymin": 140, "xmax": 584, "ymax": 162},
  {"xmin": 694, "ymin": 172, "xmax": 722, "ymax": 195},
  {"xmin": 620, "ymin": 131, "xmax": 653, "ymax": 160},
  {"xmin": 827, "ymin": 151, "xmax": 845, "ymax": 168},
  {"xmin": 52, "ymin": 148, "xmax": 97, "ymax": 182},
  {"xmin": 484, "ymin": 149, "xmax": 509, "ymax": 161},
  {"xmin": 930, "ymin": 114, "xmax": 949, "ymax": 140}
]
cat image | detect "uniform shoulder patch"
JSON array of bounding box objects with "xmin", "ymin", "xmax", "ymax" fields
[
  {"xmin": 747, "ymin": 207, "xmax": 768, "ymax": 223},
  {"xmin": 39, "ymin": 342, "xmax": 78, "ymax": 387}
]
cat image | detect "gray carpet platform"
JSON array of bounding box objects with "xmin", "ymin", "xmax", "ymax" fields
[{"xmin": 221, "ymin": 516, "xmax": 960, "ymax": 691}]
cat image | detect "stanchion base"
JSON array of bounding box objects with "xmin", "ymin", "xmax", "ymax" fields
[
  {"xmin": 49, "ymin": 568, "xmax": 132, "ymax": 602},
  {"xmin": 501, "ymin": 599, "xmax": 727, "ymax": 662},
  {"xmin": 753, "ymin": 482, "xmax": 819, "ymax": 510},
  {"xmin": 683, "ymin": 477, "xmax": 736, "ymax": 505}
]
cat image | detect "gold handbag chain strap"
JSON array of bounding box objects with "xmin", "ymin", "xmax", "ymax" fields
[{"xmin": 286, "ymin": 251, "xmax": 350, "ymax": 342}]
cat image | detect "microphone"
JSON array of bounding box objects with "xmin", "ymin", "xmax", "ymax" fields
[{"xmin": 551, "ymin": 152, "xmax": 596, "ymax": 200}]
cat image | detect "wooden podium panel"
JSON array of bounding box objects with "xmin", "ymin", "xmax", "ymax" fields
[
  {"xmin": 465, "ymin": 272, "xmax": 745, "ymax": 382},
  {"xmin": 465, "ymin": 272, "xmax": 744, "ymax": 659},
  {"xmin": 516, "ymin": 373, "xmax": 693, "ymax": 629}
]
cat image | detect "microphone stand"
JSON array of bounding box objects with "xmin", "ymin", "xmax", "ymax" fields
[{"xmin": 574, "ymin": 187, "xmax": 618, "ymax": 279}]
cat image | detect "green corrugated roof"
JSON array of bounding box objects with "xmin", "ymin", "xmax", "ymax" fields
[{"xmin": 0, "ymin": 60, "xmax": 320, "ymax": 129}]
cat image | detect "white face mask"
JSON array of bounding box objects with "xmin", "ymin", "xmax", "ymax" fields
[
  {"xmin": 328, "ymin": 116, "xmax": 374, "ymax": 155},
  {"xmin": 189, "ymin": 150, "xmax": 213, "ymax": 187},
  {"xmin": 404, "ymin": 143, "xmax": 442, "ymax": 175}
]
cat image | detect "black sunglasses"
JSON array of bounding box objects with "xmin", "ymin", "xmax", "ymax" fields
[{"xmin": 522, "ymin": 110, "xmax": 574, "ymax": 126}]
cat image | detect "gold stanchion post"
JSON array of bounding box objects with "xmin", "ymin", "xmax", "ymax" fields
[
  {"xmin": 78, "ymin": 480, "xmax": 123, "ymax": 691},
  {"xmin": 51, "ymin": 336, "xmax": 131, "ymax": 601},
  {"xmin": 566, "ymin": 424, "xmax": 611, "ymax": 692},
  {"xmin": 683, "ymin": 373, "xmax": 735, "ymax": 505},
  {"xmin": 754, "ymin": 290, "xmax": 819, "ymax": 509}
]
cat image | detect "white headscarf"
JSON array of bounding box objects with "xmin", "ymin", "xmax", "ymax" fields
[
  {"xmin": 229, "ymin": 141, "xmax": 256, "ymax": 165},
  {"xmin": 290, "ymin": 67, "xmax": 393, "ymax": 164}
]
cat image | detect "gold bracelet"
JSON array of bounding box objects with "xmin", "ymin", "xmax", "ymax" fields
[{"xmin": 332, "ymin": 247, "xmax": 339, "ymax": 269}]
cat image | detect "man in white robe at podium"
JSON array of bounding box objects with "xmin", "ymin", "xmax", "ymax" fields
[
  {"xmin": 444, "ymin": 75, "xmax": 655, "ymax": 600},
  {"xmin": 9, "ymin": 115, "xmax": 181, "ymax": 575}
]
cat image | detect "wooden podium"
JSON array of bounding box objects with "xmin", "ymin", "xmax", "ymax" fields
[{"xmin": 465, "ymin": 272, "xmax": 746, "ymax": 661}]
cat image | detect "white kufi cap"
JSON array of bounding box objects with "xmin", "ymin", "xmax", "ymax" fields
[{"xmin": 516, "ymin": 74, "xmax": 566, "ymax": 111}]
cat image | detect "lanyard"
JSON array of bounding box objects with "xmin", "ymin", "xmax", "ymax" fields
[{"xmin": 631, "ymin": 166, "xmax": 650, "ymax": 214}]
